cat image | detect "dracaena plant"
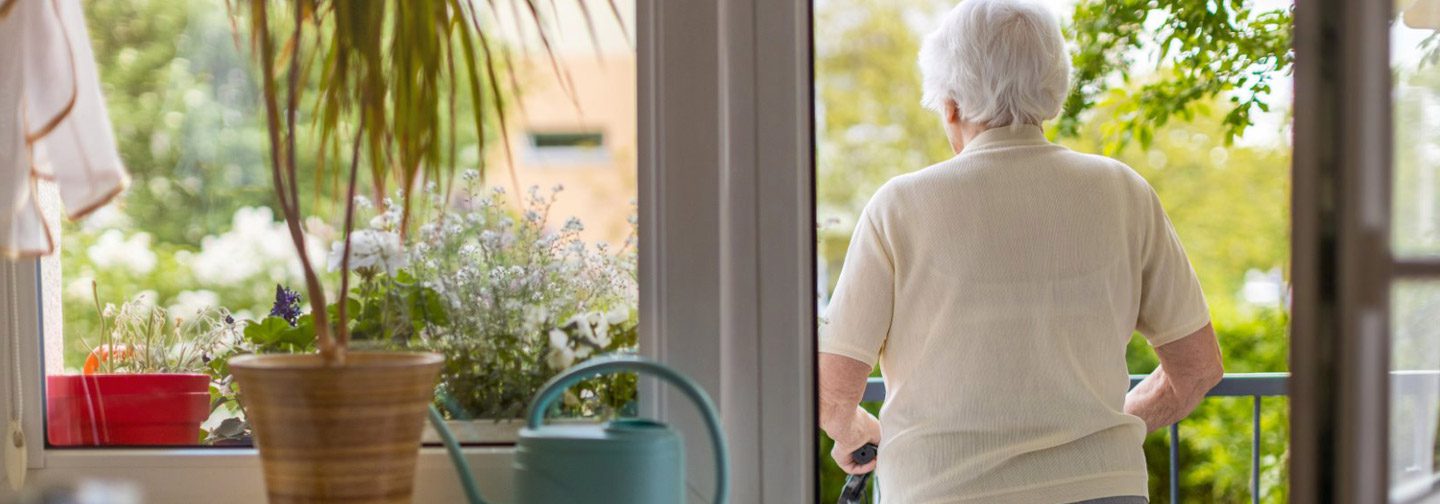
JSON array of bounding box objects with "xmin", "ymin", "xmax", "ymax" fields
[{"xmin": 229, "ymin": 0, "xmax": 622, "ymax": 363}]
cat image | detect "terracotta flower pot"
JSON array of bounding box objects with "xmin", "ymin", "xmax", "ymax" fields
[
  {"xmin": 46, "ymin": 374, "xmax": 211, "ymax": 446},
  {"xmin": 230, "ymin": 352, "xmax": 444, "ymax": 504}
]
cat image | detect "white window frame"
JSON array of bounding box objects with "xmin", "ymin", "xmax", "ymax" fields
[{"xmin": 1, "ymin": 0, "xmax": 816, "ymax": 501}]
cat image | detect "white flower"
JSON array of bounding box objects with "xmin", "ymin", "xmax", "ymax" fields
[
  {"xmin": 327, "ymin": 229, "xmax": 407, "ymax": 275},
  {"xmin": 570, "ymin": 314, "xmax": 594, "ymax": 339},
  {"xmin": 190, "ymin": 207, "xmax": 324, "ymax": 286},
  {"xmin": 548, "ymin": 329, "xmax": 569, "ymax": 349},
  {"xmin": 480, "ymin": 230, "xmax": 500, "ymax": 247},
  {"xmin": 572, "ymin": 313, "xmax": 610, "ymax": 347},
  {"xmin": 80, "ymin": 205, "xmax": 130, "ymax": 232},
  {"xmin": 167, "ymin": 290, "xmax": 219, "ymax": 321},
  {"xmin": 545, "ymin": 344, "xmax": 575, "ymax": 370},
  {"xmin": 544, "ymin": 331, "xmax": 573, "ymax": 371},
  {"xmin": 593, "ymin": 320, "xmax": 610, "ymax": 348},
  {"xmin": 64, "ymin": 276, "xmax": 95, "ymax": 302},
  {"xmin": 369, "ymin": 213, "xmax": 396, "ymax": 231},
  {"xmin": 605, "ymin": 307, "xmax": 629, "ymax": 325},
  {"xmin": 562, "ymin": 217, "xmax": 584, "ymax": 233},
  {"xmin": 132, "ymin": 290, "xmax": 159, "ymax": 311},
  {"xmin": 86, "ymin": 230, "xmax": 157, "ymax": 274},
  {"xmin": 524, "ymin": 306, "xmax": 550, "ymax": 330}
]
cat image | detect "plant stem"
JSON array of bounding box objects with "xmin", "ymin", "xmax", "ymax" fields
[
  {"xmin": 253, "ymin": 0, "xmax": 338, "ymax": 363},
  {"xmin": 336, "ymin": 105, "xmax": 368, "ymax": 351}
]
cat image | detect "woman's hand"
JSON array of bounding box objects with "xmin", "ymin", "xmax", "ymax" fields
[
  {"xmin": 830, "ymin": 407, "xmax": 881, "ymax": 474},
  {"xmin": 1126, "ymin": 323, "xmax": 1224, "ymax": 432}
]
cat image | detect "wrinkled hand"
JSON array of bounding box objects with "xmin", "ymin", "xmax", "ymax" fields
[{"xmin": 830, "ymin": 407, "xmax": 880, "ymax": 475}]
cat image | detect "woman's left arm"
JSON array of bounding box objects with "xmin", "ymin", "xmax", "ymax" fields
[{"xmin": 820, "ymin": 353, "xmax": 881, "ymax": 475}]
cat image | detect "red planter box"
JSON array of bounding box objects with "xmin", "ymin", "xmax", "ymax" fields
[{"xmin": 46, "ymin": 374, "xmax": 211, "ymax": 446}]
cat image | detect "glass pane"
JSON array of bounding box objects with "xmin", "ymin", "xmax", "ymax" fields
[
  {"xmin": 1392, "ymin": 1, "xmax": 1440, "ymax": 496},
  {"xmin": 1393, "ymin": 2, "xmax": 1440, "ymax": 258},
  {"xmin": 46, "ymin": 0, "xmax": 636, "ymax": 447},
  {"xmin": 1390, "ymin": 282, "xmax": 1440, "ymax": 497}
]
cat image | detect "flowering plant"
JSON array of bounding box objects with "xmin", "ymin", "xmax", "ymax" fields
[
  {"xmin": 405, "ymin": 174, "xmax": 638, "ymax": 419},
  {"xmin": 85, "ymin": 282, "xmax": 238, "ymax": 375}
]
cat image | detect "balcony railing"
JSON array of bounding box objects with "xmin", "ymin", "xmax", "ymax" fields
[{"xmin": 860, "ymin": 373, "xmax": 1291, "ymax": 504}]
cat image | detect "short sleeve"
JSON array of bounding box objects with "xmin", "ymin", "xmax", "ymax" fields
[
  {"xmin": 819, "ymin": 203, "xmax": 895, "ymax": 367},
  {"xmin": 1136, "ymin": 188, "xmax": 1210, "ymax": 347}
]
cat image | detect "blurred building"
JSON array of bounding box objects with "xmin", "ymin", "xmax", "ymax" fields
[{"xmin": 489, "ymin": 0, "xmax": 637, "ymax": 246}]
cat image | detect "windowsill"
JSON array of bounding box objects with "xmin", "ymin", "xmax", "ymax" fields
[{"xmin": 39, "ymin": 445, "xmax": 516, "ymax": 469}]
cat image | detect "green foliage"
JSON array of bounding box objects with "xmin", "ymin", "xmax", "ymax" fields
[
  {"xmin": 241, "ymin": 314, "xmax": 316, "ymax": 352},
  {"xmin": 344, "ymin": 269, "xmax": 451, "ymax": 344},
  {"xmin": 1061, "ymin": 0, "xmax": 1292, "ymax": 151},
  {"xmin": 86, "ymin": 0, "xmax": 274, "ymax": 245},
  {"xmin": 1058, "ymin": 105, "xmax": 1291, "ymax": 322},
  {"xmin": 815, "ymin": 0, "xmax": 953, "ymax": 228}
]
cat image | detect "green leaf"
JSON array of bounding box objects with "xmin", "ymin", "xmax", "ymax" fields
[{"xmin": 244, "ymin": 317, "xmax": 294, "ymax": 346}]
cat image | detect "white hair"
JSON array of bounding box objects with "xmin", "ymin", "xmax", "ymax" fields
[{"xmin": 918, "ymin": 0, "xmax": 1071, "ymax": 128}]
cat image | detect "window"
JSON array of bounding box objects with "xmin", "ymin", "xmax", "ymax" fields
[
  {"xmin": 40, "ymin": 0, "xmax": 637, "ymax": 448},
  {"xmin": 4, "ymin": 0, "xmax": 815, "ymax": 500},
  {"xmin": 524, "ymin": 131, "xmax": 611, "ymax": 166},
  {"xmin": 1389, "ymin": 2, "xmax": 1440, "ymax": 498}
]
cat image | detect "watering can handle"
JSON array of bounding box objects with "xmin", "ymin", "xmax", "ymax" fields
[{"xmin": 526, "ymin": 354, "xmax": 730, "ymax": 504}]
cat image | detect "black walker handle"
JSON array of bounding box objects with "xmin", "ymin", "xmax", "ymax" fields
[{"xmin": 837, "ymin": 443, "xmax": 878, "ymax": 504}]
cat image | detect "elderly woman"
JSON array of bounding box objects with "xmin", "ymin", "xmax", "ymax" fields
[{"xmin": 817, "ymin": 0, "xmax": 1224, "ymax": 502}]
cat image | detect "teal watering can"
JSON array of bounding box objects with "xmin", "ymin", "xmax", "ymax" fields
[{"xmin": 428, "ymin": 354, "xmax": 729, "ymax": 504}]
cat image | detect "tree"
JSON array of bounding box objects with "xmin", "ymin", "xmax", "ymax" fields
[
  {"xmin": 815, "ymin": 0, "xmax": 951, "ymax": 293},
  {"xmin": 1062, "ymin": 0, "xmax": 1292, "ymax": 151}
]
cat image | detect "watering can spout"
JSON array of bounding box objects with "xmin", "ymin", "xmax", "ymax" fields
[{"xmin": 428, "ymin": 354, "xmax": 730, "ymax": 504}]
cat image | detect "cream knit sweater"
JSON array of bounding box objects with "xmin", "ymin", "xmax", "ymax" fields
[{"xmin": 820, "ymin": 125, "xmax": 1210, "ymax": 503}]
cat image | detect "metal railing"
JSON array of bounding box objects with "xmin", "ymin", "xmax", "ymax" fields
[{"xmin": 860, "ymin": 372, "xmax": 1291, "ymax": 504}]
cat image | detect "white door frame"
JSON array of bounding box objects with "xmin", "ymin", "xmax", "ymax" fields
[{"xmin": 638, "ymin": 0, "xmax": 815, "ymax": 501}]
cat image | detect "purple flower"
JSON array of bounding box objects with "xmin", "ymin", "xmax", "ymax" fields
[{"xmin": 269, "ymin": 284, "xmax": 302, "ymax": 326}]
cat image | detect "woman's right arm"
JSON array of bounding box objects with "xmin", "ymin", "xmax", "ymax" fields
[
  {"xmin": 820, "ymin": 353, "xmax": 882, "ymax": 474},
  {"xmin": 1124, "ymin": 323, "xmax": 1224, "ymax": 432}
]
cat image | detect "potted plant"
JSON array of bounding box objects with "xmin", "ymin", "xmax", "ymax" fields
[
  {"xmin": 47, "ymin": 287, "xmax": 237, "ymax": 446},
  {"xmin": 222, "ymin": 1, "xmax": 607, "ymax": 501},
  {"xmin": 399, "ymin": 181, "xmax": 639, "ymax": 441}
]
